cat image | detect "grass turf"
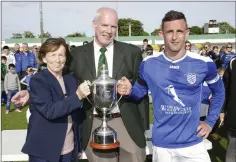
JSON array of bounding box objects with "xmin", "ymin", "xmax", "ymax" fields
[{"xmin": 1, "ymin": 104, "xmax": 28, "ymax": 130}]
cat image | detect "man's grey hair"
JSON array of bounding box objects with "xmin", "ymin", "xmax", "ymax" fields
[
  {"xmin": 93, "ymin": 11, "xmax": 101, "ymax": 23},
  {"xmin": 93, "ymin": 7, "xmax": 118, "ymax": 23},
  {"xmin": 22, "ymin": 43, "xmax": 28, "ymax": 46}
]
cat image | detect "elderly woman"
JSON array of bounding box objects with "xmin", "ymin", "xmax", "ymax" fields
[{"xmin": 21, "ymin": 38, "xmax": 90, "ymax": 162}]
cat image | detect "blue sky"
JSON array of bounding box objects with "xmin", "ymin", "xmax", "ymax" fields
[{"xmin": 1, "ymin": 1, "xmax": 235, "ymax": 39}]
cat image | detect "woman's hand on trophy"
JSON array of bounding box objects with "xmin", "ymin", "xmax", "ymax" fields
[
  {"xmin": 117, "ymin": 76, "xmax": 132, "ymax": 96},
  {"xmin": 76, "ymin": 81, "xmax": 91, "ymax": 100}
]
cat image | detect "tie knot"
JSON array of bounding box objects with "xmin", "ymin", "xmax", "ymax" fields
[{"xmin": 100, "ymin": 47, "xmax": 107, "ymax": 54}]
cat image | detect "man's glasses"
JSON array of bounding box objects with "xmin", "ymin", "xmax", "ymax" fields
[
  {"xmin": 226, "ymin": 46, "xmax": 232, "ymax": 49},
  {"xmin": 185, "ymin": 44, "xmax": 191, "ymax": 47}
]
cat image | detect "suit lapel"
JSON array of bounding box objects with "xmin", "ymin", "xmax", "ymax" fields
[
  {"xmin": 84, "ymin": 42, "xmax": 96, "ymax": 79},
  {"xmin": 113, "ymin": 41, "xmax": 125, "ymax": 79},
  {"xmin": 44, "ymin": 70, "xmax": 64, "ymax": 97}
]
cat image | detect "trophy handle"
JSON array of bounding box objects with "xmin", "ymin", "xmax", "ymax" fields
[
  {"xmin": 86, "ymin": 96, "xmax": 93, "ymax": 106},
  {"xmin": 84, "ymin": 80, "xmax": 99, "ymax": 109},
  {"xmin": 117, "ymin": 95, "xmax": 122, "ymax": 104},
  {"xmin": 116, "ymin": 79, "xmax": 124, "ymax": 104}
]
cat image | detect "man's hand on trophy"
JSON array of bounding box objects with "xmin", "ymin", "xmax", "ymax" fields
[
  {"xmin": 76, "ymin": 81, "xmax": 91, "ymax": 100},
  {"xmin": 85, "ymin": 80, "xmax": 92, "ymax": 86},
  {"xmin": 117, "ymin": 76, "xmax": 132, "ymax": 96}
]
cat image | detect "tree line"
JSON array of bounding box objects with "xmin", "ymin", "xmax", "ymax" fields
[{"xmin": 11, "ymin": 19, "xmax": 236, "ymax": 39}]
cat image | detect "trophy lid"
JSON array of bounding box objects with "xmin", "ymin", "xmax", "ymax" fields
[
  {"xmin": 100, "ymin": 64, "xmax": 109, "ymax": 78},
  {"xmin": 93, "ymin": 64, "xmax": 116, "ymax": 85}
]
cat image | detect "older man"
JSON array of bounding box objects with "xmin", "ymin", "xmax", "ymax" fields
[
  {"xmin": 69, "ymin": 7, "xmax": 148, "ymax": 162},
  {"xmin": 15, "ymin": 43, "xmax": 38, "ymax": 90}
]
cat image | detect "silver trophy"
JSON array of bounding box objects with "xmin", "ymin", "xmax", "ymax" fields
[{"xmin": 87, "ymin": 64, "xmax": 121, "ymax": 150}]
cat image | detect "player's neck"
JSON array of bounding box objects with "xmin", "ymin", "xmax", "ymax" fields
[{"xmin": 165, "ymin": 48, "xmax": 186, "ymax": 61}]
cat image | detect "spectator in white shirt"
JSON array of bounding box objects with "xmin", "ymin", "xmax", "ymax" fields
[{"xmin": 2, "ymin": 46, "xmax": 16, "ymax": 66}]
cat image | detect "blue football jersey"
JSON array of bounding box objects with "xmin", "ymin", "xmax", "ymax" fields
[
  {"xmin": 201, "ymin": 82, "xmax": 211, "ymax": 105},
  {"xmin": 130, "ymin": 51, "xmax": 225, "ymax": 148},
  {"xmin": 220, "ymin": 53, "xmax": 236, "ymax": 68}
]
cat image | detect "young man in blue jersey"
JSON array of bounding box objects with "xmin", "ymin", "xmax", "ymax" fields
[{"xmin": 118, "ymin": 10, "xmax": 225, "ymax": 162}]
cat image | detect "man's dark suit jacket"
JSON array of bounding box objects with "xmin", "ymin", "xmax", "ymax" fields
[
  {"xmin": 22, "ymin": 70, "xmax": 83, "ymax": 162},
  {"xmin": 69, "ymin": 40, "xmax": 149, "ymax": 150}
]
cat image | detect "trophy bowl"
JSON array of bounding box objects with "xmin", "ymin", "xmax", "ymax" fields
[{"xmin": 88, "ymin": 65, "xmax": 120, "ymax": 150}]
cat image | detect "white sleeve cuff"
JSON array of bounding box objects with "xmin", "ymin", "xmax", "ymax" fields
[{"xmin": 206, "ymin": 74, "xmax": 220, "ymax": 84}]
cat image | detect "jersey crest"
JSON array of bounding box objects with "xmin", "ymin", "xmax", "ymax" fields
[{"xmin": 186, "ymin": 73, "xmax": 196, "ymax": 84}]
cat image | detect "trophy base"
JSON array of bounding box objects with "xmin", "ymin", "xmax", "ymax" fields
[{"xmin": 90, "ymin": 141, "xmax": 120, "ymax": 150}]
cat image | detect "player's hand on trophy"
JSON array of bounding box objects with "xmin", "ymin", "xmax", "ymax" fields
[
  {"xmin": 117, "ymin": 76, "xmax": 132, "ymax": 96},
  {"xmin": 76, "ymin": 80, "xmax": 91, "ymax": 100}
]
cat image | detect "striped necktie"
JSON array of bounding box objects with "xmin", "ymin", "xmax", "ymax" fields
[{"xmin": 97, "ymin": 47, "xmax": 108, "ymax": 76}]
